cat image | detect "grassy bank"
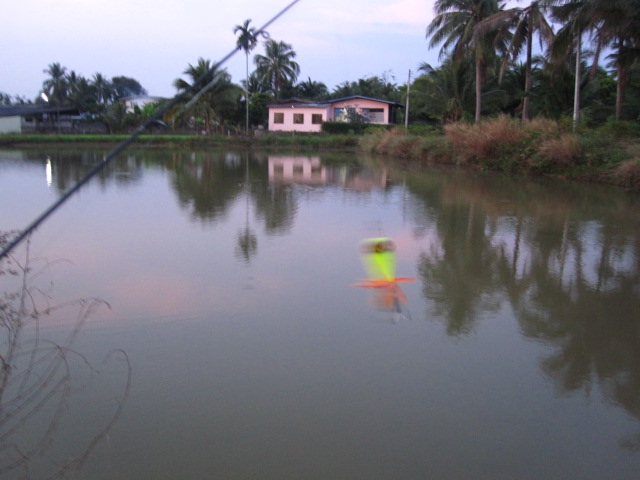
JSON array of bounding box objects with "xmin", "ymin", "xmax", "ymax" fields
[
  {"xmin": 360, "ymin": 117, "xmax": 640, "ymax": 190},
  {"xmin": 0, "ymin": 132, "xmax": 360, "ymax": 150},
  {"xmin": 2, "ymin": 119, "xmax": 639, "ymax": 189}
]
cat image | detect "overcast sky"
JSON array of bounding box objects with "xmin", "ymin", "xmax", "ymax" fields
[{"xmin": 3, "ymin": 0, "xmax": 446, "ymax": 100}]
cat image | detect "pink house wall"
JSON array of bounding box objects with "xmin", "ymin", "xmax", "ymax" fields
[
  {"xmin": 268, "ymin": 106, "xmax": 329, "ymax": 132},
  {"xmin": 329, "ymin": 99, "xmax": 390, "ymax": 124}
]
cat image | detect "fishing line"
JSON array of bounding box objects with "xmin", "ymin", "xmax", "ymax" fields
[{"xmin": 0, "ymin": 0, "xmax": 303, "ymax": 261}]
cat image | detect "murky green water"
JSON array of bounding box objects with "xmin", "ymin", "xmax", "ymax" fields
[{"xmin": 1, "ymin": 148, "xmax": 640, "ymax": 479}]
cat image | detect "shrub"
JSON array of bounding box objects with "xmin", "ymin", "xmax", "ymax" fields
[
  {"xmin": 415, "ymin": 135, "xmax": 452, "ymax": 163},
  {"xmin": 321, "ymin": 122, "xmax": 393, "ymax": 135},
  {"xmin": 612, "ymin": 158, "xmax": 640, "ymax": 188},
  {"xmin": 444, "ymin": 116, "xmax": 528, "ymax": 169},
  {"xmin": 534, "ymin": 134, "xmax": 581, "ymax": 172},
  {"xmin": 596, "ymin": 119, "xmax": 640, "ymax": 139},
  {"xmin": 322, "ymin": 121, "xmax": 364, "ymax": 134},
  {"xmin": 578, "ymin": 135, "xmax": 628, "ymax": 168},
  {"xmin": 407, "ymin": 124, "xmax": 440, "ymax": 135},
  {"xmin": 358, "ymin": 129, "xmax": 386, "ymax": 153}
]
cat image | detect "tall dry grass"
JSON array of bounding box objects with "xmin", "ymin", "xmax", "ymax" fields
[
  {"xmin": 536, "ymin": 133, "xmax": 582, "ymax": 170},
  {"xmin": 443, "ymin": 116, "xmax": 568, "ymax": 172},
  {"xmin": 361, "ymin": 117, "xmax": 639, "ymax": 189},
  {"xmin": 359, "ymin": 127, "xmax": 451, "ymax": 164},
  {"xmin": 444, "ymin": 116, "xmax": 528, "ymax": 165},
  {"xmin": 613, "ymin": 158, "xmax": 640, "ymax": 189}
]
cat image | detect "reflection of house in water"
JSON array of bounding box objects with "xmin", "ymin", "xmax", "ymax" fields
[
  {"xmin": 269, "ymin": 156, "xmax": 326, "ymax": 184},
  {"xmin": 268, "ymin": 155, "xmax": 388, "ymax": 191}
]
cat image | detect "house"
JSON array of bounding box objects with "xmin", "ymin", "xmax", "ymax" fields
[
  {"xmin": 267, "ymin": 95, "xmax": 403, "ymax": 133},
  {"xmin": 119, "ymin": 95, "xmax": 165, "ymax": 113},
  {"xmin": 0, "ymin": 105, "xmax": 84, "ymax": 133}
]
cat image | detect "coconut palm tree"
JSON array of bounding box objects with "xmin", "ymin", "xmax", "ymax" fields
[
  {"xmin": 42, "ymin": 62, "xmax": 69, "ymax": 106},
  {"xmin": 585, "ymin": 0, "xmax": 640, "ymax": 121},
  {"xmin": 91, "ymin": 73, "xmax": 113, "ymax": 107},
  {"xmin": 545, "ymin": 0, "xmax": 595, "ymax": 128},
  {"xmin": 173, "ymin": 58, "xmax": 239, "ymax": 134},
  {"xmin": 295, "ymin": 77, "xmax": 329, "ymax": 100},
  {"xmin": 234, "ymin": 19, "xmax": 258, "ymax": 133},
  {"xmin": 426, "ymin": 0, "xmax": 505, "ymax": 122},
  {"xmin": 546, "ymin": 0, "xmax": 640, "ymax": 124},
  {"xmin": 66, "ymin": 71, "xmax": 96, "ymax": 112},
  {"xmin": 475, "ymin": 1, "xmax": 554, "ymax": 120},
  {"xmin": 254, "ymin": 39, "xmax": 300, "ymax": 99},
  {"xmin": 416, "ymin": 56, "xmax": 475, "ymax": 122}
]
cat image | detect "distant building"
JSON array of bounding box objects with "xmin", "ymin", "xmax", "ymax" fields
[
  {"xmin": 0, "ymin": 105, "xmax": 107, "ymax": 134},
  {"xmin": 119, "ymin": 95, "xmax": 165, "ymax": 113},
  {"xmin": 267, "ymin": 95, "xmax": 403, "ymax": 133}
]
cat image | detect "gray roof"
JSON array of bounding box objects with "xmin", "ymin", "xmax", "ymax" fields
[
  {"xmin": 326, "ymin": 95, "xmax": 403, "ymax": 107},
  {"xmin": 0, "ymin": 105, "xmax": 80, "ymax": 118},
  {"xmin": 268, "ymin": 95, "xmax": 403, "ymax": 109}
]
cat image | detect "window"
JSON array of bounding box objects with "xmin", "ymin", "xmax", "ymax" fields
[
  {"xmin": 293, "ymin": 113, "xmax": 304, "ymax": 124},
  {"xmin": 274, "ymin": 112, "xmax": 284, "ymax": 124},
  {"xmin": 334, "ymin": 107, "xmax": 356, "ymax": 122},
  {"xmin": 364, "ymin": 108, "xmax": 385, "ymax": 123},
  {"xmin": 312, "ymin": 114, "xmax": 323, "ymax": 124}
]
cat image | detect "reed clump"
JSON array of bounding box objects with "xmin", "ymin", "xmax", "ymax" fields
[
  {"xmin": 359, "ymin": 127, "xmax": 451, "ymax": 164},
  {"xmin": 612, "ymin": 158, "xmax": 640, "ymax": 189},
  {"xmin": 361, "ymin": 117, "xmax": 639, "ymax": 188},
  {"xmin": 535, "ymin": 133, "xmax": 582, "ymax": 171},
  {"xmin": 444, "ymin": 115, "xmax": 529, "ymax": 167}
]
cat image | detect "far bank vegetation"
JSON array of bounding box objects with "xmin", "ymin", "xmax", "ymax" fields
[{"xmin": 360, "ymin": 117, "xmax": 640, "ymax": 189}]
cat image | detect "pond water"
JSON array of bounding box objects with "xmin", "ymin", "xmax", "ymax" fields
[{"xmin": 1, "ymin": 148, "xmax": 640, "ymax": 479}]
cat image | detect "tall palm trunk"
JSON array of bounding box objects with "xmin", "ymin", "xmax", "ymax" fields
[
  {"xmin": 615, "ymin": 40, "xmax": 624, "ymax": 121},
  {"xmin": 573, "ymin": 30, "xmax": 581, "ymax": 132},
  {"xmin": 475, "ymin": 57, "xmax": 483, "ymax": 123},
  {"xmin": 245, "ymin": 52, "xmax": 250, "ymax": 134},
  {"xmin": 522, "ymin": 27, "xmax": 533, "ymax": 120}
]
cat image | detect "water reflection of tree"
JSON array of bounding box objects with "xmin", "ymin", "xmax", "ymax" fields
[
  {"xmin": 514, "ymin": 214, "xmax": 640, "ymax": 444},
  {"xmin": 235, "ymin": 152, "xmax": 257, "ymax": 263},
  {"xmin": 406, "ymin": 169, "xmax": 640, "ymax": 440},
  {"xmin": 418, "ymin": 200, "xmax": 501, "ymax": 335},
  {"xmin": 170, "ymin": 151, "xmax": 298, "ymax": 235},
  {"xmin": 251, "ymin": 183, "xmax": 298, "ymax": 235},
  {"xmin": 171, "ymin": 151, "xmax": 245, "ymax": 222},
  {"xmin": 42, "ymin": 151, "xmax": 147, "ymax": 192}
]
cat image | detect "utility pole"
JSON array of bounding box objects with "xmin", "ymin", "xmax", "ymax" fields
[{"xmin": 405, "ymin": 69, "xmax": 411, "ymax": 129}]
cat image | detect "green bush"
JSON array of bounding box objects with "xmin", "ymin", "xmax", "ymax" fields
[
  {"xmin": 407, "ymin": 124, "xmax": 440, "ymax": 135},
  {"xmin": 321, "ymin": 122, "xmax": 363, "ymax": 134},
  {"xmin": 321, "ymin": 121, "xmax": 396, "ymax": 135},
  {"xmin": 595, "ymin": 119, "xmax": 640, "ymax": 139}
]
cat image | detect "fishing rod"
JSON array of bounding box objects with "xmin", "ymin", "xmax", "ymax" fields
[{"xmin": 0, "ymin": 0, "xmax": 302, "ymax": 261}]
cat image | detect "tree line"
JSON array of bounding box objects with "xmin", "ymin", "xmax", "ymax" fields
[
  {"xmin": 1, "ymin": 0, "xmax": 639, "ymax": 133},
  {"xmin": 418, "ymin": 0, "xmax": 640, "ymax": 126}
]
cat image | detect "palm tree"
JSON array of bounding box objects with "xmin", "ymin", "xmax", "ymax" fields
[
  {"xmin": 475, "ymin": 1, "xmax": 554, "ymax": 120},
  {"xmin": 295, "ymin": 77, "xmax": 329, "ymax": 100},
  {"xmin": 254, "ymin": 39, "xmax": 300, "ymax": 99},
  {"xmin": 545, "ymin": 0, "xmax": 595, "ymax": 128},
  {"xmin": 66, "ymin": 71, "xmax": 96, "ymax": 112},
  {"xmin": 546, "ymin": 0, "xmax": 640, "ymax": 124},
  {"xmin": 42, "ymin": 62, "xmax": 68, "ymax": 106},
  {"xmin": 91, "ymin": 73, "xmax": 113, "ymax": 107},
  {"xmin": 234, "ymin": 19, "xmax": 258, "ymax": 133},
  {"xmin": 426, "ymin": 0, "xmax": 505, "ymax": 122},
  {"xmin": 416, "ymin": 57, "xmax": 475, "ymax": 122},
  {"xmin": 586, "ymin": 0, "xmax": 640, "ymax": 121},
  {"xmin": 173, "ymin": 58, "xmax": 239, "ymax": 134}
]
